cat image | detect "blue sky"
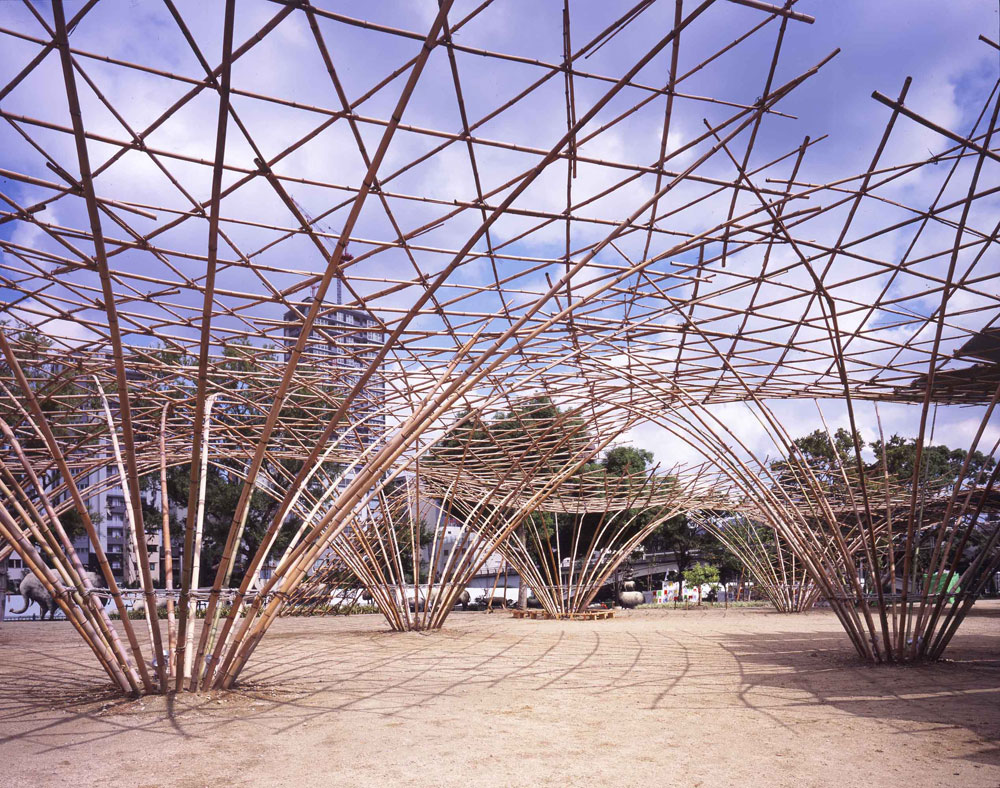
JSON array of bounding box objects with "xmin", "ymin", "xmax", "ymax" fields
[{"xmin": 1, "ymin": 0, "xmax": 998, "ymax": 470}]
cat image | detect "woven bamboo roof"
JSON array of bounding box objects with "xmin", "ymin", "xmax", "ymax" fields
[{"xmin": 1, "ymin": 0, "xmax": 999, "ymax": 689}]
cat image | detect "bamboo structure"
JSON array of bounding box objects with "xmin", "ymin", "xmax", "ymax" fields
[
  {"xmin": 0, "ymin": 1, "xmax": 998, "ymax": 693},
  {"xmin": 592, "ymin": 383, "xmax": 1000, "ymax": 661},
  {"xmin": 688, "ymin": 511, "xmax": 819, "ymax": 613},
  {"xmin": 289, "ymin": 398, "xmax": 725, "ymax": 629},
  {"xmin": 285, "ymin": 473, "xmax": 484, "ymax": 631},
  {"xmin": 280, "ymin": 555, "xmax": 368, "ymax": 618},
  {"xmin": 413, "ymin": 396, "xmax": 726, "ymax": 617},
  {"xmin": 487, "ymin": 468, "xmax": 711, "ymax": 616}
]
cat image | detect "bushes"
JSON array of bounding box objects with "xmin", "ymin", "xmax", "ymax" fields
[
  {"xmin": 109, "ymin": 601, "xmax": 381, "ymax": 620},
  {"xmin": 110, "ymin": 603, "xmax": 232, "ymax": 620},
  {"xmin": 290, "ymin": 603, "xmax": 379, "ymax": 617}
]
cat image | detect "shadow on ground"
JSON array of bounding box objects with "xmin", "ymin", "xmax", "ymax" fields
[{"xmin": 1, "ymin": 605, "xmax": 998, "ymax": 773}]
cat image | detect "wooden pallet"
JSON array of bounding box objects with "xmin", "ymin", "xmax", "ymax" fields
[
  {"xmin": 511, "ymin": 609, "xmax": 549, "ymax": 619},
  {"xmin": 567, "ymin": 610, "xmax": 614, "ymax": 620},
  {"xmin": 511, "ymin": 609, "xmax": 614, "ymax": 621}
]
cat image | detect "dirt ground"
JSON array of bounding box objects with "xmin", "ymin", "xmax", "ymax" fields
[{"xmin": 1, "ymin": 604, "xmax": 998, "ymax": 788}]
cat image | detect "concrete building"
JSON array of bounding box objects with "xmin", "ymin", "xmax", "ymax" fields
[
  {"xmin": 416, "ymin": 495, "xmax": 506, "ymax": 579},
  {"xmin": 66, "ymin": 463, "xmax": 162, "ymax": 587},
  {"xmin": 282, "ymin": 294, "xmax": 386, "ymax": 464},
  {"xmin": 282, "ymin": 291, "xmax": 386, "ymax": 566},
  {"xmin": 4, "ymin": 354, "xmax": 161, "ymax": 591},
  {"xmin": 4, "ymin": 462, "xmax": 162, "ymax": 601}
]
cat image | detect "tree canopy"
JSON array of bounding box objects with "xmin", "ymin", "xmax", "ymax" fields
[{"xmin": 776, "ymin": 427, "xmax": 995, "ymax": 491}]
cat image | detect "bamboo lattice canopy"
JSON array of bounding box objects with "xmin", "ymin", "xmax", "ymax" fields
[{"xmin": 0, "ymin": 1, "xmax": 999, "ymax": 690}]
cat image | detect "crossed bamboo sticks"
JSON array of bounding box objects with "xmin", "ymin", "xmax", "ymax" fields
[{"xmin": 0, "ymin": 1, "xmax": 998, "ymax": 693}]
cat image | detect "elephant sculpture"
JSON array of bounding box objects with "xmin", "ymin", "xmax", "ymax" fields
[
  {"xmin": 407, "ymin": 589, "xmax": 471, "ymax": 612},
  {"xmin": 618, "ymin": 580, "xmax": 644, "ymax": 609},
  {"xmin": 10, "ymin": 573, "xmax": 58, "ymax": 619},
  {"xmin": 8, "ymin": 570, "xmax": 102, "ymax": 620},
  {"xmin": 480, "ymin": 595, "xmax": 512, "ymax": 611}
]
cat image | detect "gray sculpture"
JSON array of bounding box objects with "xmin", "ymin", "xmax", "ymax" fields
[
  {"xmin": 9, "ymin": 572, "xmax": 58, "ymax": 619},
  {"xmin": 8, "ymin": 570, "xmax": 102, "ymax": 620},
  {"xmin": 618, "ymin": 580, "xmax": 644, "ymax": 609}
]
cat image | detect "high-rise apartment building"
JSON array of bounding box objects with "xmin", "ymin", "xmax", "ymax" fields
[{"xmin": 282, "ymin": 295, "xmax": 386, "ymax": 453}]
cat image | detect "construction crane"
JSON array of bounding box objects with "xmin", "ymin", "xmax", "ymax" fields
[{"xmin": 290, "ymin": 196, "xmax": 346, "ymax": 305}]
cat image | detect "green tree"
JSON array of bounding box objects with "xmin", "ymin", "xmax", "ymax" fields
[
  {"xmin": 430, "ymin": 397, "xmax": 592, "ymax": 580},
  {"xmin": 155, "ymin": 462, "xmax": 300, "ymax": 587},
  {"xmin": 771, "ymin": 427, "xmax": 863, "ymax": 489},
  {"xmin": 869, "ymin": 434, "xmax": 994, "ymax": 488},
  {"xmin": 58, "ymin": 507, "xmax": 99, "ymax": 544},
  {"xmin": 682, "ymin": 563, "xmax": 719, "ymax": 605},
  {"xmin": 603, "ymin": 446, "xmax": 653, "ymax": 477}
]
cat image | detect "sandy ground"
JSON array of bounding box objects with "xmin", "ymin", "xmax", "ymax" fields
[{"xmin": 1, "ymin": 604, "xmax": 998, "ymax": 788}]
